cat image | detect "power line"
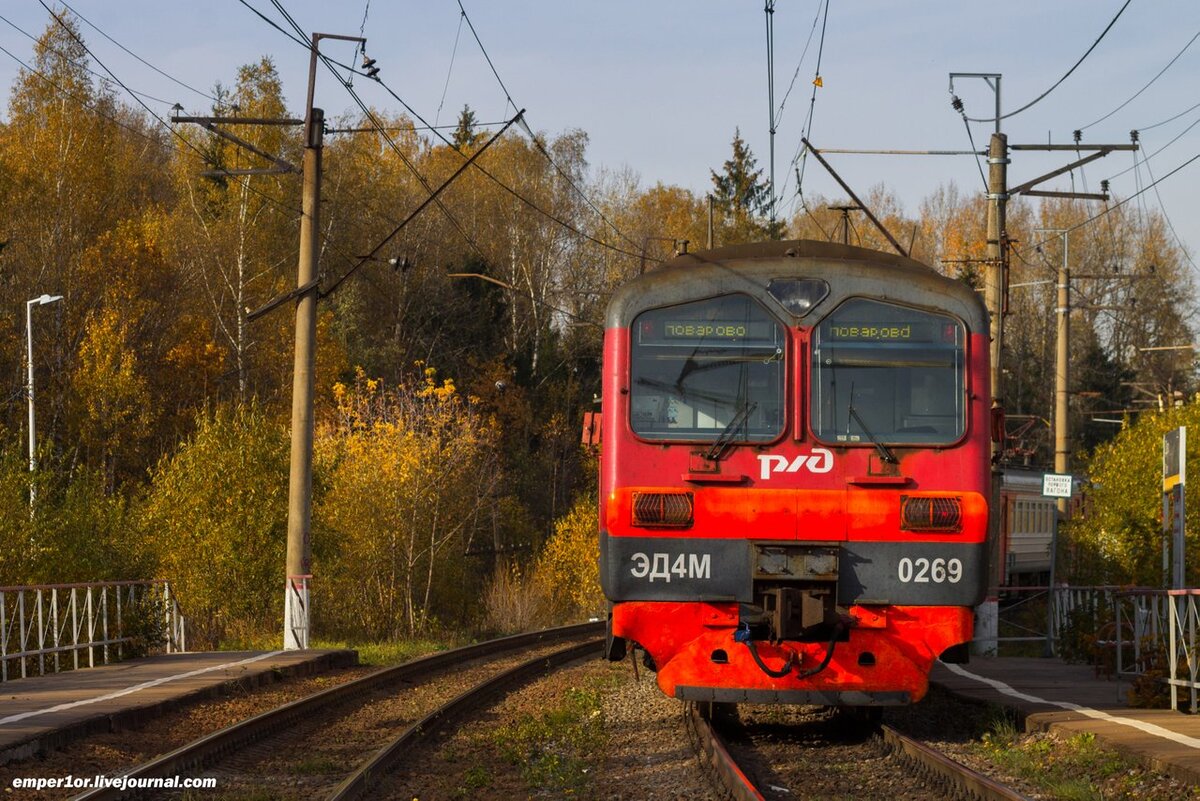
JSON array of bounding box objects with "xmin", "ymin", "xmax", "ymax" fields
[
  {"xmin": 1079, "ymin": 27, "xmax": 1200, "ymax": 131},
  {"xmin": 965, "ymin": 0, "xmax": 1133, "ymax": 124},
  {"xmin": 773, "ymin": 0, "xmax": 824, "ymax": 130},
  {"xmin": 780, "ymin": 0, "xmax": 830, "ymax": 210},
  {"xmin": 0, "ymin": 12, "xmax": 178, "ymax": 107},
  {"xmin": 451, "ymin": 1, "xmax": 643, "ymax": 255},
  {"xmin": 1029, "ymin": 148, "xmax": 1200, "ymax": 250},
  {"xmin": 1141, "ymin": 149, "xmax": 1199, "ymax": 272},
  {"xmin": 1103, "ymin": 111, "xmax": 1200, "ymax": 182},
  {"xmin": 55, "ymin": 0, "xmax": 221, "ymax": 103},
  {"xmin": 35, "ymin": 0, "xmax": 302, "ymax": 220},
  {"xmin": 435, "ymin": 10, "xmax": 465, "ymax": 127},
  {"xmin": 1140, "ymin": 98, "xmax": 1200, "ymax": 132},
  {"xmin": 455, "ymin": 0, "xmax": 516, "ymax": 114}
]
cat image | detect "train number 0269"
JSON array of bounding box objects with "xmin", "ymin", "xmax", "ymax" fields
[{"xmin": 897, "ymin": 557, "xmax": 963, "ymax": 584}]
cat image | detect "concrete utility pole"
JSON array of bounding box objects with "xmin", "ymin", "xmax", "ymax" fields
[
  {"xmin": 1037, "ymin": 229, "xmax": 1072, "ymax": 515},
  {"xmin": 985, "ymin": 133, "xmax": 1009, "ymax": 405},
  {"xmin": 283, "ymin": 31, "xmax": 367, "ymax": 651},
  {"xmin": 284, "ymin": 96, "xmax": 323, "ymax": 651}
]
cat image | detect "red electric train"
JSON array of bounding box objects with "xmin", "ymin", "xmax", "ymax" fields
[{"xmin": 599, "ymin": 240, "xmax": 990, "ymax": 705}]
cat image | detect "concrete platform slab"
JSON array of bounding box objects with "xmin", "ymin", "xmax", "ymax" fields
[
  {"xmin": 0, "ymin": 649, "xmax": 357, "ymax": 765},
  {"xmin": 931, "ymin": 656, "xmax": 1200, "ymax": 785}
]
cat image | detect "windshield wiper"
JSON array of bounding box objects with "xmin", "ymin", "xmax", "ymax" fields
[
  {"xmin": 705, "ymin": 400, "xmax": 757, "ymax": 461},
  {"xmin": 846, "ymin": 384, "xmax": 898, "ymax": 464}
]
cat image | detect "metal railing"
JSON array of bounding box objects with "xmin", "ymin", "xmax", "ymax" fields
[
  {"xmin": 0, "ymin": 581, "xmax": 185, "ymax": 682},
  {"xmin": 1168, "ymin": 589, "xmax": 1199, "ymax": 714}
]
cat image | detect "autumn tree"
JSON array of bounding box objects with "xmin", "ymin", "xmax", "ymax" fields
[
  {"xmin": 169, "ymin": 58, "xmax": 298, "ymax": 406},
  {"xmin": 316, "ymin": 367, "xmax": 504, "ymax": 638},
  {"xmin": 0, "ymin": 12, "xmax": 171, "ymax": 449},
  {"xmin": 138, "ymin": 404, "xmax": 290, "ymax": 646},
  {"xmin": 1068, "ymin": 402, "xmax": 1200, "ymax": 586}
]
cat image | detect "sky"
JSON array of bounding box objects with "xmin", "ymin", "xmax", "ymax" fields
[{"xmin": 1, "ymin": 1, "xmax": 1198, "ymax": 269}]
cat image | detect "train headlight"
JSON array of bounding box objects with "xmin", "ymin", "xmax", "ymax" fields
[
  {"xmin": 900, "ymin": 495, "xmax": 962, "ymax": 532},
  {"xmin": 767, "ymin": 278, "xmax": 829, "ymax": 316},
  {"xmin": 632, "ymin": 492, "xmax": 694, "ymax": 527}
]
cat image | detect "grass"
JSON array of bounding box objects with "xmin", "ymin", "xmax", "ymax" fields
[
  {"xmin": 974, "ymin": 714, "xmax": 1199, "ymax": 800},
  {"xmin": 214, "ymin": 632, "xmax": 456, "ymax": 667},
  {"xmin": 489, "ymin": 682, "xmax": 611, "ymax": 796}
]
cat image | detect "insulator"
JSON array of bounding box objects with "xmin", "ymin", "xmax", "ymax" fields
[
  {"xmin": 1073, "ymin": 129, "xmax": 1082, "ymax": 143},
  {"xmin": 1101, "ymin": 179, "xmax": 1110, "ymax": 193},
  {"xmin": 950, "ymin": 95, "xmax": 964, "ymax": 113},
  {"xmin": 1130, "ymin": 129, "xmax": 1140, "ymax": 143}
]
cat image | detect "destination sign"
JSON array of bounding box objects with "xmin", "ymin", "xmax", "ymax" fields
[
  {"xmin": 639, "ymin": 319, "xmax": 778, "ymax": 345},
  {"xmin": 825, "ymin": 321, "xmax": 954, "ymax": 343},
  {"xmin": 663, "ymin": 321, "xmax": 773, "ymax": 339}
]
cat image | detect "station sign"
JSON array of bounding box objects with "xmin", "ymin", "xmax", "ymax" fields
[
  {"xmin": 1041, "ymin": 473, "xmax": 1073, "ymax": 499},
  {"xmin": 1163, "ymin": 427, "xmax": 1186, "ymax": 491}
]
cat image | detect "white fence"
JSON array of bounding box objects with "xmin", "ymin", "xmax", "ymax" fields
[
  {"xmin": 1167, "ymin": 590, "xmax": 1199, "ymax": 714},
  {"xmin": 0, "ymin": 581, "xmax": 185, "ymax": 681},
  {"xmin": 1047, "ymin": 585, "xmax": 1198, "ymax": 713}
]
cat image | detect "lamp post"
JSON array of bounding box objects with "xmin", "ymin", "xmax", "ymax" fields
[
  {"xmin": 26, "ymin": 296, "xmax": 62, "ymax": 474},
  {"xmin": 26, "ymin": 294, "xmax": 62, "ymax": 508}
]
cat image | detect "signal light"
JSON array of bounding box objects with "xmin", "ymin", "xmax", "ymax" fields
[
  {"xmin": 900, "ymin": 496, "xmax": 962, "ymax": 532},
  {"xmin": 632, "ymin": 492, "xmax": 694, "ymax": 527}
]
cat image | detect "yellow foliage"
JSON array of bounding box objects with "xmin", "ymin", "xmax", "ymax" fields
[
  {"xmin": 317, "ymin": 366, "xmax": 503, "ymax": 638},
  {"xmin": 533, "ymin": 493, "xmax": 604, "ymax": 620}
]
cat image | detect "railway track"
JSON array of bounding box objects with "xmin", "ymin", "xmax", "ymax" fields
[
  {"xmin": 686, "ymin": 702, "xmax": 1034, "ymax": 801},
  {"xmin": 71, "ymin": 622, "xmax": 603, "ymax": 800}
]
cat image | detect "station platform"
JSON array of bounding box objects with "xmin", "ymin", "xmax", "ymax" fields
[
  {"xmin": 931, "ymin": 656, "xmax": 1200, "ymax": 784},
  {"xmin": 0, "ymin": 648, "xmax": 357, "ymax": 765}
]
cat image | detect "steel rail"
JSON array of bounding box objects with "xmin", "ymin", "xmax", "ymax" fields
[
  {"xmin": 70, "ymin": 622, "xmax": 602, "ymax": 801},
  {"xmin": 687, "ymin": 703, "xmax": 1032, "ymax": 801},
  {"xmin": 685, "ymin": 702, "xmax": 765, "ymax": 801},
  {"xmin": 879, "ymin": 724, "xmax": 1033, "ymax": 801},
  {"xmin": 328, "ymin": 638, "xmax": 603, "ymax": 800}
]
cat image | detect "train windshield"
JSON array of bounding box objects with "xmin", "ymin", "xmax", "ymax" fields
[
  {"xmin": 629, "ymin": 295, "xmax": 785, "ymax": 443},
  {"xmin": 811, "ymin": 299, "xmax": 966, "ymax": 445}
]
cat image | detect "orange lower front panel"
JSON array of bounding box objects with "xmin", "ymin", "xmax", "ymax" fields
[{"xmin": 611, "ymin": 601, "xmax": 973, "ymax": 704}]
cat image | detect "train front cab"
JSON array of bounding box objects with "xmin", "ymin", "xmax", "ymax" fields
[{"xmin": 599, "ymin": 244, "xmax": 990, "ymax": 706}]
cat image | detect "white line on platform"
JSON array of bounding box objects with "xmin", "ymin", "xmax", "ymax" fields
[
  {"xmin": 0, "ymin": 651, "xmax": 285, "ymax": 727},
  {"xmin": 941, "ymin": 662, "xmax": 1200, "ymax": 750}
]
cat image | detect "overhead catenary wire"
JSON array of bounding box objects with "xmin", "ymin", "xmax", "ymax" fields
[
  {"xmin": 29, "ymin": 1, "xmax": 412, "ymax": 315},
  {"xmin": 965, "ymin": 0, "xmax": 1133, "ymax": 124},
  {"xmin": 249, "ymin": 0, "xmax": 489, "ymax": 262},
  {"xmin": 1105, "ymin": 111, "xmax": 1200, "ymax": 181},
  {"xmin": 781, "ymin": 0, "xmax": 830, "ymax": 207}
]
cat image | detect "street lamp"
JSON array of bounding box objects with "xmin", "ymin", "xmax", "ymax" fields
[{"xmin": 26, "ymin": 294, "xmax": 62, "ymax": 476}]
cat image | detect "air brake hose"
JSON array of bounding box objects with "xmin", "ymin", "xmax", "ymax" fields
[
  {"xmin": 735, "ymin": 621, "xmax": 845, "ymax": 680},
  {"xmin": 794, "ymin": 621, "xmax": 844, "ymax": 679}
]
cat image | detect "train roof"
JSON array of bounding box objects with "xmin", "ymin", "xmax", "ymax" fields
[{"xmin": 605, "ymin": 239, "xmax": 988, "ymax": 332}]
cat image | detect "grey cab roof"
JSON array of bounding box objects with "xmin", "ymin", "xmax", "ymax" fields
[{"xmin": 605, "ymin": 240, "xmax": 989, "ymax": 332}]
